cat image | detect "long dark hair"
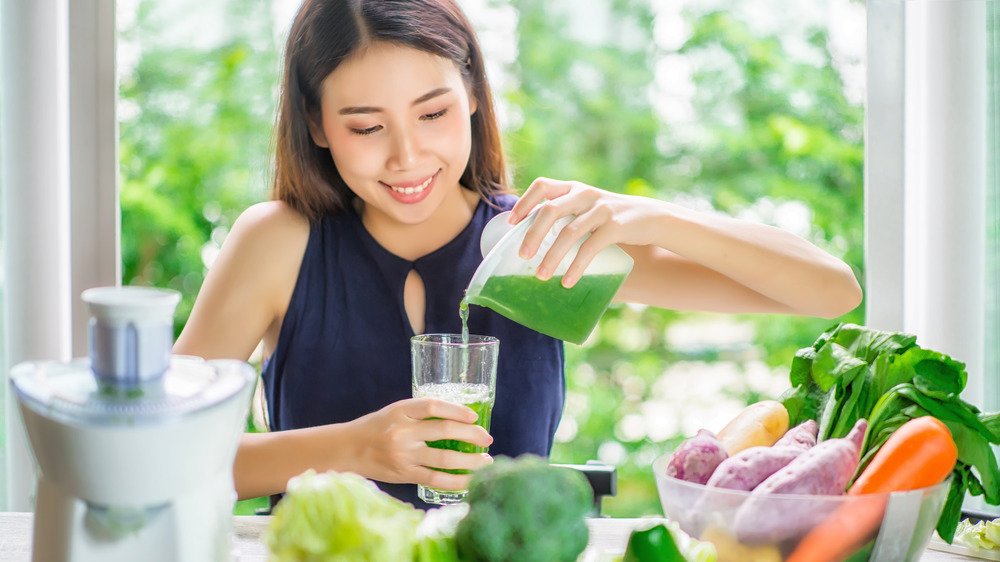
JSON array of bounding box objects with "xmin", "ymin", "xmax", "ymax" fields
[{"xmin": 272, "ymin": 0, "xmax": 511, "ymax": 221}]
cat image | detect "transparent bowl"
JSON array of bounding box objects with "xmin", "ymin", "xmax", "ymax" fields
[{"xmin": 652, "ymin": 453, "xmax": 950, "ymax": 562}]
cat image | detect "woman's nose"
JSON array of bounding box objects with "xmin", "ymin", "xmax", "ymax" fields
[{"xmin": 386, "ymin": 127, "xmax": 419, "ymax": 171}]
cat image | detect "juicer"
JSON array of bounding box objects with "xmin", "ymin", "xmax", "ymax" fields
[{"xmin": 9, "ymin": 286, "xmax": 255, "ymax": 562}]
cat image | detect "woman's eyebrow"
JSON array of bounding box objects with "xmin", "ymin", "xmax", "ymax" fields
[{"xmin": 338, "ymin": 87, "xmax": 453, "ymax": 115}]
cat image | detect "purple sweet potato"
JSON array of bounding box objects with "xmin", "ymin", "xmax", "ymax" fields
[
  {"xmin": 732, "ymin": 419, "xmax": 868, "ymax": 544},
  {"xmin": 772, "ymin": 419, "xmax": 819, "ymax": 451},
  {"xmin": 665, "ymin": 429, "xmax": 728, "ymax": 485},
  {"xmin": 752, "ymin": 419, "xmax": 866, "ymax": 496},
  {"xmin": 705, "ymin": 446, "xmax": 804, "ymax": 491}
]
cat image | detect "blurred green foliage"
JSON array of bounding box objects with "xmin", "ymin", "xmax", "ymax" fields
[
  {"xmin": 507, "ymin": 0, "xmax": 863, "ymax": 515},
  {"xmin": 119, "ymin": 0, "xmax": 864, "ymax": 517},
  {"xmin": 119, "ymin": 0, "xmax": 277, "ymax": 328}
]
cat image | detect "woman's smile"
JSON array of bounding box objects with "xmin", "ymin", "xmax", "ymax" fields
[{"xmin": 380, "ymin": 170, "xmax": 439, "ymax": 204}]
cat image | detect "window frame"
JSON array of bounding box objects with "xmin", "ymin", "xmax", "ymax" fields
[
  {"xmin": 866, "ymin": 0, "xmax": 989, "ymax": 406},
  {"xmin": 0, "ymin": 0, "xmax": 119, "ymax": 511},
  {"xmin": 866, "ymin": 0, "xmax": 995, "ymax": 513}
]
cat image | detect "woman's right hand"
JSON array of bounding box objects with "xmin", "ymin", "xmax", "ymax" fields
[{"xmin": 349, "ymin": 397, "xmax": 494, "ymax": 491}]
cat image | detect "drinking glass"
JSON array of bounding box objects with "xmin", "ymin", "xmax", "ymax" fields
[{"xmin": 411, "ymin": 334, "xmax": 498, "ymax": 504}]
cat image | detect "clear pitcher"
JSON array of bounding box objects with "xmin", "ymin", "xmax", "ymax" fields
[{"xmin": 465, "ymin": 206, "xmax": 633, "ymax": 344}]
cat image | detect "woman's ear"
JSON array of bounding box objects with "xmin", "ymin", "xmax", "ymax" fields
[
  {"xmin": 468, "ymin": 90, "xmax": 478, "ymax": 116},
  {"xmin": 307, "ymin": 111, "xmax": 330, "ymax": 148}
]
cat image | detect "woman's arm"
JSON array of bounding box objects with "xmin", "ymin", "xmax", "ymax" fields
[
  {"xmin": 509, "ymin": 178, "xmax": 862, "ymax": 318},
  {"xmin": 234, "ymin": 399, "xmax": 493, "ymax": 499},
  {"xmin": 174, "ymin": 201, "xmax": 307, "ymax": 361},
  {"xmin": 174, "ymin": 202, "xmax": 491, "ymax": 498}
]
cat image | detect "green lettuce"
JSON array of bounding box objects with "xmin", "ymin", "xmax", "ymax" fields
[
  {"xmin": 413, "ymin": 504, "xmax": 468, "ymax": 562},
  {"xmin": 955, "ymin": 518, "xmax": 1000, "ymax": 551},
  {"xmin": 264, "ymin": 470, "xmax": 423, "ymax": 562}
]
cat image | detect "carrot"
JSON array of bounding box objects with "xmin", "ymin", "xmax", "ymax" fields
[
  {"xmin": 786, "ymin": 416, "xmax": 958, "ymax": 562},
  {"xmin": 849, "ymin": 416, "xmax": 957, "ymax": 495},
  {"xmin": 786, "ymin": 495, "xmax": 888, "ymax": 562}
]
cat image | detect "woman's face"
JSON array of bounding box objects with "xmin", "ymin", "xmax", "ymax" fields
[{"xmin": 312, "ymin": 42, "xmax": 477, "ymax": 226}]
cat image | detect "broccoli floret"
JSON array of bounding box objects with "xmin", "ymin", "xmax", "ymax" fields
[{"xmin": 455, "ymin": 455, "xmax": 593, "ymax": 562}]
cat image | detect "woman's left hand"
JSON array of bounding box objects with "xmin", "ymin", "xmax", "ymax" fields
[{"xmin": 508, "ymin": 177, "xmax": 660, "ymax": 288}]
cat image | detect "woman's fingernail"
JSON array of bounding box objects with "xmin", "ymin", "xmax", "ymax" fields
[{"xmin": 562, "ymin": 276, "xmax": 576, "ymax": 288}]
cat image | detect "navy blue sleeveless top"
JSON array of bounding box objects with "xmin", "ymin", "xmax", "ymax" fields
[{"xmin": 262, "ymin": 193, "xmax": 565, "ymax": 508}]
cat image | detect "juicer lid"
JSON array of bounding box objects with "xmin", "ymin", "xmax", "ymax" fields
[{"xmin": 10, "ymin": 355, "xmax": 253, "ymax": 426}]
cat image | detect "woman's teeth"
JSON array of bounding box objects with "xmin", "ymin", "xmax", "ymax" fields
[{"xmin": 388, "ymin": 175, "xmax": 433, "ymax": 194}]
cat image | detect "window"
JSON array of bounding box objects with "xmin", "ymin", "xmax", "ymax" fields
[
  {"xmin": 0, "ymin": 6, "xmax": 6, "ymax": 507},
  {"xmin": 985, "ymin": 0, "xmax": 999, "ymax": 416},
  {"xmin": 0, "ymin": 0, "xmax": 117, "ymax": 511},
  {"xmin": 983, "ymin": 0, "xmax": 1000, "ymax": 514},
  {"xmin": 867, "ymin": 0, "xmax": 1000, "ymax": 514},
  {"xmin": 14, "ymin": 0, "xmax": 995, "ymax": 520}
]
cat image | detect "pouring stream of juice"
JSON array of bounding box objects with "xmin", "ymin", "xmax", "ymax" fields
[{"xmin": 459, "ymin": 299, "xmax": 470, "ymax": 384}]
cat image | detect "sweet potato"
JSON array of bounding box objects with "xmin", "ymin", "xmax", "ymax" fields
[
  {"xmin": 706, "ymin": 446, "xmax": 804, "ymax": 491},
  {"xmin": 772, "ymin": 420, "xmax": 818, "ymax": 450},
  {"xmin": 732, "ymin": 419, "xmax": 867, "ymax": 544},
  {"xmin": 752, "ymin": 419, "xmax": 865, "ymax": 496},
  {"xmin": 717, "ymin": 401, "xmax": 789, "ymax": 456},
  {"xmin": 664, "ymin": 429, "xmax": 728, "ymax": 485}
]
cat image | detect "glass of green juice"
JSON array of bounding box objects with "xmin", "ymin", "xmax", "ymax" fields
[{"xmin": 411, "ymin": 333, "xmax": 498, "ymax": 505}]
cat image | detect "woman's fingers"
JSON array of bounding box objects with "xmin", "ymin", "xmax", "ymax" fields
[
  {"xmin": 563, "ymin": 225, "xmax": 617, "ymax": 287},
  {"xmin": 417, "ymin": 448, "xmax": 493, "ymax": 472},
  {"xmin": 509, "ymin": 177, "xmax": 573, "ymax": 223},
  {"xmin": 416, "ymin": 419, "xmax": 494, "ymax": 448},
  {"xmin": 518, "ymin": 199, "xmax": 579, "ymax": 259},
  {"xmin": 411, "ymin": 466, "xmax": 473, "ymax": 491},
  {"xmin": 403, "ymin": 397, "xmax": 478, "ymax": 423},
  {"xmin": 536, "ymin": 208, "xmax": 604, "ymax": 280}
]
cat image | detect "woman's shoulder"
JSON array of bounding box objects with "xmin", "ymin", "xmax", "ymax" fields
[
  {"xmin": 225, "ymin": 201, "xmax": 311, "ymax": 266},
  {"xmin": 232, "ymin": 201, "xmax": 310, "ymax": 243},
  {"xmin": 235, "ymin": 200, "xmax": 310, "ymax": 231}
]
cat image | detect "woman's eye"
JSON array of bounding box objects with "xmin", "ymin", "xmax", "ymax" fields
[
  {"xmin": 351, "ymin": 125, "xmax": 382, "ymax": 136},
  {"xmin": 421, "ymin": 108, "xmax": 449, "ymax": 121}
]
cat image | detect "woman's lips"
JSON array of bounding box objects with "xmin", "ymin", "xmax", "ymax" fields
[{"xmin": 382, "ymin": 171, "xmax": 437, "ymax": 204}]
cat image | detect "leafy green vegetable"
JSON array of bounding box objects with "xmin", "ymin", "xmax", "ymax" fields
[
  {"xmin": 264, "ymin": 470, "xmax": 423, "ymax": 562},
  {"xmin": 413, "ymin": 504, "xmax": 468, "ymax": 562},
  {"xmin": 455, "ymin": 455, "xmax": 592, "ymax": 562},
  {"xmin": 955, "ymin": 518, "xmax": 1000, "ymax": 551},
  {"xmin": 780, "ymin": 323, "xmax": 1000, "ymax": 543}
]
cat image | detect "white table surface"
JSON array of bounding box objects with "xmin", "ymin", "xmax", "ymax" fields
[{"xmin": 0, "ymin": 512, "xmax": 991, "ymax": 561}]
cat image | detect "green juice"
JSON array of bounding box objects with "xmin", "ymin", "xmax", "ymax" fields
[
  {"xmin": 460, "ymin": 299, "xmax": 470, "ymax": 345},
  {"xmin": 414, "ymin": 383, "xmax": 493, "ymax": 475},
  {"xmin": 467, "ymin": 273, "xmax": 626, "ymax": 344},
  {"xmin": 425, "ymin": 399, "xmax": 493, "ymax": 475}
]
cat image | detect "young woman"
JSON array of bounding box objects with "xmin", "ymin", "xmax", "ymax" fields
[{"xmin": 173, "ymin": 0, "xmax": 862, "ymax": 508}]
